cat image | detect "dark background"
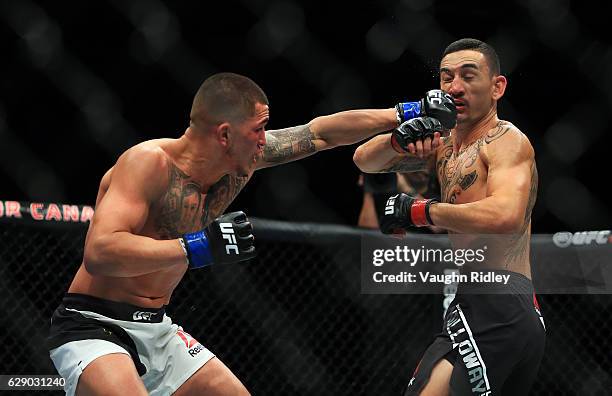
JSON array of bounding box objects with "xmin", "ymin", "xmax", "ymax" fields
[
  {"xmin": 1, "ymin": 2, "xmax": 611, "ymax": 395},
  {"xmin": 1, "ymin": 0, "xmax": 610, "ymax": 233}
]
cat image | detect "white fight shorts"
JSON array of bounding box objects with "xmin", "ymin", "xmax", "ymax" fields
[{"xmin": 47, "ymin": 293, "xmax": 214, "ymax": 396}]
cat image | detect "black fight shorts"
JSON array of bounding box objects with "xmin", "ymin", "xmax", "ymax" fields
[{"xmin": 403, "ymin": 271, "xmax": 546, "ymax": 396}]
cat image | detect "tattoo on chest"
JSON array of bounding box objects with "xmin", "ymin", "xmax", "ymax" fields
[
  {"xmin": 437, "ymin": 139, "xmax": 482, "ymax": 203},
  {"xmin": 436, "ymin": 121, "xmax": 513, "ymax": 203},
  {"xmin": 155, "ymin": 164, "xmax": 248, "ymax": 239},
  {"xmin": 201, "ymin": 174, "xmax": 249, "ymax": 225},
  {"xmin": 458, "ymin": 170, "xmax": 478, "ymax": 191}
]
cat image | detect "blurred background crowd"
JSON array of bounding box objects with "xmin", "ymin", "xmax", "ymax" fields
[{"xmin": 1, "ymin": 0, "xmax": 610, "ymax": 233}]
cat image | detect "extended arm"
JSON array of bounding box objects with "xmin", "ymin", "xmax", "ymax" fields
[
  {"xmin": 353, "ymin": 133, "xmax": 433, "ymax": 173},
  {"xmin": 256, "ymin": 108, "xmax": 398, "ymax": 169}
]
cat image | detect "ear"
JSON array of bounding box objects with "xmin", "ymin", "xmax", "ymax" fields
[
  {"xmin": 216, "ymin": 122, "xmax": 231, "ymax": 148},
  {"xmin": 492, "ymin": 75, "xmax": 507, "ymax": 100}
]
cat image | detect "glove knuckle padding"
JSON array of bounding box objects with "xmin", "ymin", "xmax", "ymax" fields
[
  {"xmin": 423, "ymin": 90, "xmax": 457, "ymax": 130},
  {"xmin": 235, "ymin": 221, "xmax": 252, "ymax": 237},
  {"xmin": 230, "ymin": 211, "xmax": 246, "ymax": 223}
]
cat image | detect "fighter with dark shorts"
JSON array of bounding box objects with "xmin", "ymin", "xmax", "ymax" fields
[{"xmin": 354, "ymin": 38, "xmax": 545, "ymax": 395}]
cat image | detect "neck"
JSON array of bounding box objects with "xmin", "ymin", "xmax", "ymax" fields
[
  {"xmin": 452, "ymin": 107, "xmax": 498, "ymax": 152},
  {"xmin": 178, "ymin": 127, "xmax": 229, "ymax": 190}
]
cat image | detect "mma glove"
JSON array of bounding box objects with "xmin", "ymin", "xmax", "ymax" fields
[
  {"xmin": 390, "ymin": 116, "xmax": 445, "ymax": 154},
  {"xmin": 395, "ymin": 89, "xmax": 457, "ymax": 130},
  {"xmin": 379, "ymin": 193, "xmax": 438, "ymax": 233},
  {"xmin": 180, "ymin": 211, "xmax": 256, "ymax": 269}
]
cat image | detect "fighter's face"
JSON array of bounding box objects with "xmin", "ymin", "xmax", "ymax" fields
[
  {"xmin": 439, "ymin": 50, "xmax": 498, "ymax": 126},
  {"xmin": 227, "ymin": 102, "xmax": 269, "ymax": 177}
]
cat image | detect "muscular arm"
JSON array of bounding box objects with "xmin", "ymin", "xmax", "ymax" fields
[
  {"xmin": 430, "ymin": 131, "xmax": 537, "ymax": 234},
  {"xmin": 256, "ymin": 108, "xmax": 398, "ymax": 169},
  {"xmin": 353, "ymin": 133, "xmax": 432, "ymax": 173},
  {"xmin": 83, "ymin": 147, "xmax": 186, "ymax": 277}
]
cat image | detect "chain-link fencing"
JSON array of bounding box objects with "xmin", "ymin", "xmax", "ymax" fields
[{"xmin": 0, "ymin": 210, "xmax": 610, "ymax": 395}]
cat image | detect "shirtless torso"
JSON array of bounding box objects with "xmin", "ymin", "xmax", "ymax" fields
[
  {"xmin": 434, "ymin": 120, "xmax": 537, "ymax": 278},
  {"xmin": 68, "ymin": 138, "xmax": 249, "ymax": 307}
]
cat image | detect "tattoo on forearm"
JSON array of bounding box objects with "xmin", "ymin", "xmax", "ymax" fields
[
  {"xmin": 263, "ymin": 125, "xmax": 316, "ymax": 164},
  {"xmin": 380, "ymin": 156, "xmax": 428, "ymax": 173}
]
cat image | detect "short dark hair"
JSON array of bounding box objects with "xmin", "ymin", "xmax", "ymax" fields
[
  {"xmin": 441, "ymin": 38, "xmax": 500, "ymax": 76},
  {"xmin": 190, "ymin": 72, "xmax": 268, "ymax": 126}
]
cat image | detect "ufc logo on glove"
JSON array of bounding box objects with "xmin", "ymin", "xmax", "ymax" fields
[
  {"xmin": 427, "ymin": 90, "xmax": 444, "ymax": 105},
  {"xmin": 181, "ymin": 211, "xmax": 255, "ymax": 269},
  {"xmin": 220, "ymin": 223, "xmax": 239, "ymax": 255},
  {"xmin": 385, "ymin": 195, "xmax": 398, "ymax": 215}
]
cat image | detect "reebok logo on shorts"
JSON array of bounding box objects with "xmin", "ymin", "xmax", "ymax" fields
[{"xmin": 177, "ymin": 330, "xmax": 204, "ymax": 357}]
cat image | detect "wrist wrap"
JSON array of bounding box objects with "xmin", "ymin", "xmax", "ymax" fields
[{"xmin": 182, "ymin": 231, "xmax": 214, "ymax": 269}]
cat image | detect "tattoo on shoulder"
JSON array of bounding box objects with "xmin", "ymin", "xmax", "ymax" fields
[
  {"xmin": 485, "ymin": 120, "xmax": 511, "ymax": 144},
  {"xmin": 263, "ymin": 125, "xmax": 316, "ymax": 164}
]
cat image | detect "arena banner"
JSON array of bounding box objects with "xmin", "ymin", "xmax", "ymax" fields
[{"xmin": 0, "ymin": 200, "xmax": 94, "ymax": 224}]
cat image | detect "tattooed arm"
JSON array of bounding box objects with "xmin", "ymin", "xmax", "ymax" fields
[
  {"xmin": 430, "ymin": 128, "xmax": 537, "ymax": 234},
  {"xmin": 256, "ymin": 108, "xmax": 398, "ymax": 169},
  {"xmin": 353, "ymin": 132, "xmax": 442, "ymax": 173}
]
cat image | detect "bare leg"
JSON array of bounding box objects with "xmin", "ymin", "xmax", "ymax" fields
[
  {"xmin": 76, "ymin": 353, "xmax": 148, "ymax": 396},
  {"xmin": 419, "ymin": 359, "xmax": 453, "ymax": 396},
  {"xmin": 173, "ymin": 357, "xmax": 249, "ymax": 396}
]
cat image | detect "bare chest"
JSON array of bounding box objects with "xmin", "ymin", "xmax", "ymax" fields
[
  {"xmin": 436, "ymin": 139, "xmax": 488, "ymax": 204},
  {"xmin": 143, "ymin": 166, "xmax": 249, "ymax": 239}
]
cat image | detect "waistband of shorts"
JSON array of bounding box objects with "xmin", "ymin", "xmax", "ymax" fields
[
  {"xmin": 456, "ymin": 270, "xmax": 534, "ymax": 295},
  {"xmin": 62, "ymin": 293, "xmax": 166, "ymax": 323}
]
